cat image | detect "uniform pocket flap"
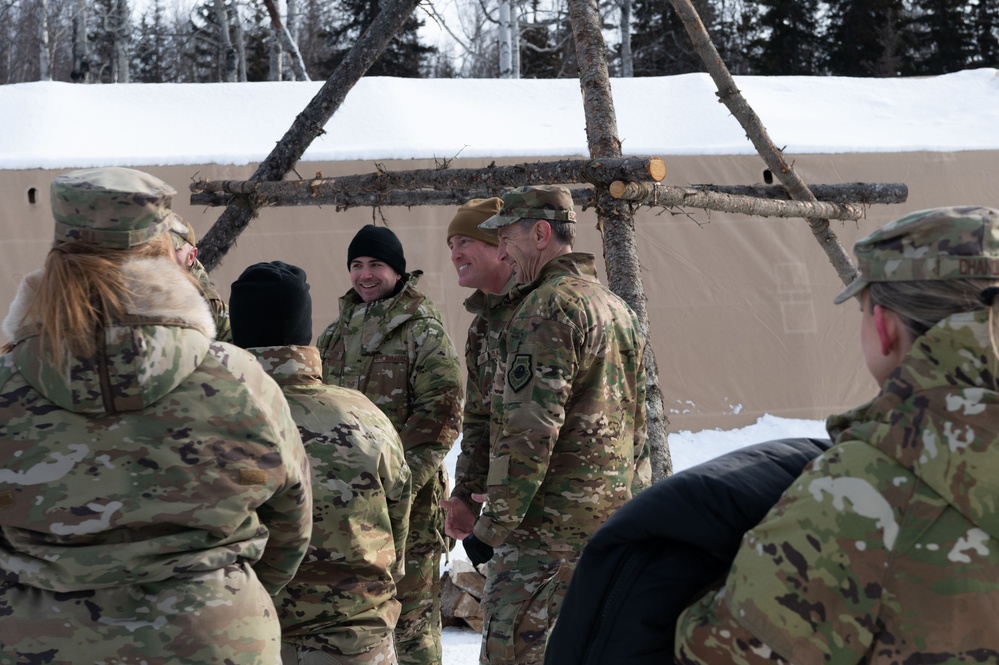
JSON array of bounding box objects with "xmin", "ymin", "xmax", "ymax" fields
[{"xmin": 487, "ymin": 455, "xmax": 510, "ymax": 486}]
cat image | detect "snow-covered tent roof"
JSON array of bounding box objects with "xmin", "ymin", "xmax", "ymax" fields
[{"xmin": 2, "ymin": 68, "xmax": 998, "ymax": 169}]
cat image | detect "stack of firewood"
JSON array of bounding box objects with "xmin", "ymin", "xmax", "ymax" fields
[{"xmin": 441, "ymin": 558, "xmax": 486, "ymax": 632}]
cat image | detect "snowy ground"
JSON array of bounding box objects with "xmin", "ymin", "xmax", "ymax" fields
[{"xmin": 439, "ymin": 414, "xmax": 830, "ymax": 663}]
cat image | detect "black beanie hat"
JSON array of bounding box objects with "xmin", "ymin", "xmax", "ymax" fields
[
  {"xmin": 347, "ymin": 224, "xmax": 406, "ymax": 276},
  {"xmin": 229, "ymin": 261, "xmax": 313, "ymax": 348}
]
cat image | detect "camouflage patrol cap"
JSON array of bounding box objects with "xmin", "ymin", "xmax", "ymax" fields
[
  {"xmin": 834, "ymin": 205, "xmax": 999, "ymax": 304},
  {"xmin": 51, "ymin": 167, "xmax": 176, "ymax": 248},
  {"xmin": 168, "ymin": 213, "xmax": 197, "ymax": 249},
  {"xmin": 479, "ymin": 185, "xmax": 577, "ymax": 229}
]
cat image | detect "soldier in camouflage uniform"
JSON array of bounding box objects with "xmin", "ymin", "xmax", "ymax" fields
[
  {"xmin": 317, "ymin": 224, "xmax": 463, "ymax": 665},
  {"xmin": 469, "ymin": 185, "xmax": 651, "ymax": 665},
  {"xmin": 0, "ymin": 167, "xmax": 313, "ymax": 665},
  {"xmin": 169, "ymin": 213, "xmax": 233, "ymax": 342},
  {"xmin": 439, "ymin": 197, "xmax": 526, "ymax": 544},
  {"xmin": 230, "ymin": 260, "xmax": 413, "ymax": 665},
  {"xmin": 676, "ymin": 206, "xmax": 999, "ymax": 664}
]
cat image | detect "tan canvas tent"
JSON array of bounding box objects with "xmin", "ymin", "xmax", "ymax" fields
[{"xmin": 2, "ymin": 75, "xmax": 998, "ymax": 433}]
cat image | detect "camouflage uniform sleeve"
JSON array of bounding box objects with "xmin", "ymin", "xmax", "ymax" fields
[
  {"xmin": 473, "ymin": 316, "xmax": 577, "ymax": 547},
  {"xmin": 316, "ymin": 319, "xmax": 340, "ymax": 383},
  {"xmin": 315, "ymin": 319, "xmax": 338, "ymax": 373},
  {"xmin": 630, "ymin": 348, "xmax": 651, "ymax": 494},
  {"xmin": 191, "ymin": 261, "xmax": 232, "ymax": 343},
  {"xmin": 402, "ymin": 317, "xmax": 463, "ymax": 491},
  {"xmin": 382, "ymin": 443, "xmax": 413, "ymax": 582},
  {"xmin": 209, "ymin": 297, "xmax": 232, "ymax": 343},
  {"xmin": 452, "ymin": 320, "xmax": 490, "ymax": 511},
  {"xmin": 226, "ymin": 350, "xmax": 314, "ymax": 596},
  {"xmin": 675, "ymin": 441, "xmax": 891, "ymax": 664}
]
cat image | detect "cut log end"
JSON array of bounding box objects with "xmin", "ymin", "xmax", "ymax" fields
[{"xmin": 648, "ymin": 157, "xmax": 667, "ymax": 182}]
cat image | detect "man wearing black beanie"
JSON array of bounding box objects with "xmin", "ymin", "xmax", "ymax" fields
[
  {"xmin": 230, "ymin": 260, "xmax": 414, "ymax": 665},
  {"xmin": 317, "ymin": 226, "xmax": 463, "ymax": 665}
]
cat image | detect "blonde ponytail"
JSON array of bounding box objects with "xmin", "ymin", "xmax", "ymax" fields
[{"xmin": 23, "ymin": 235, "xmax": 175, "ymax": 365}]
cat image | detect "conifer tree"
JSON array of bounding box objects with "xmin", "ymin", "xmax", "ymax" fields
[
  {"xmin": 133, "ymin": 0, "xmax": 173, "ymax": 82},
  {"xmin": 972, "ymin": 0, "xmax": 999, "ymax": 66},
  {"xmin": 91, "ymin": 0, "xmax": 132, "ymax": 81},
  {"xmin": 242, "ymin": 0, "xmax": 276, "ymax": 80},
  {"xmin": 750, "ymin": 0, "xmax": 820, "ymax": 74},
  {"xmin": 518, "ymin": 3, "xmax": 577, "ymax": 78},
  {"xmin": 825, "ymin": 0, "xmax": 909, "ymax": 76},
  {"xmin": 319, "ymin": 0, "xmax": 434, "ymax": 77},
  {"xmin": 712, "ymin": 0, "xmax": 761, "ymax": 75},
  {"xmin": 631, "ymin": 0, "xmax": 715, "ymax": 75},
  {"xmin": 907, "ymin": 0, "xmax": 974, "ymax": 74}
]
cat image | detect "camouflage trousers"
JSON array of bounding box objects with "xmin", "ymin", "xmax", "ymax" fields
[
  {"xmin": 281, "ymin": 634, "xmax": 397, "ymax": 665},
  {"xmin": 479, "ymin": 555, "xmax": 577, "ymax": 665},
  {"xmin": 395, "ymin": 467, "xmax": 446, "ymax": 665},
  {"xmin": 0, "ymin": 564, "xmax": 282, "ymax": 665}
]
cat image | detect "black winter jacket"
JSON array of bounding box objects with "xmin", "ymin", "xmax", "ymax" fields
[{"xmin": 544, "ymin": 437, "xmax": 832, "ymax": 665}]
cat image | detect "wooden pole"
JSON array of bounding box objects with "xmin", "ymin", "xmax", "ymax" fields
[
  {"xmin": 608, "ymin": 182, "xmax": 867, "ymax": 220},
  {"xmin": 668, "ymin": 0, "xmax": 858, "ymax": 285},
  {"xmin": 191, "ymin": 181, "xmax": 901, "ymax": 222},
  {"xmin": 568, "ymin": 0, "xmax": 672, "ymax": 480},
  {"xmin": 190, "ymin": 157, "xmax": 667, "ymax": 198}
]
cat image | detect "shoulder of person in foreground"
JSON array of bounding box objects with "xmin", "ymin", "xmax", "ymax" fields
[{"xmin": 204, "ymin": 340, "xmax": 314, "ymax": 596}]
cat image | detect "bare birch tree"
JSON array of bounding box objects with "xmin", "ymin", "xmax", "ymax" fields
[
  {"xmin": 511, "ymin": 0, "xmax": 520, "ymax": 78},
  {"xmin": 38, "ymin": 0, "xmax": 51, "ymax": 80},
  {"xmin": 262, "ymin": 0, "xmax": 309, "ymax": 80},
  {"xmin": 71, "ymin": 0, "xmax": 90, "ymax": 81},
  {"xmin": 617, "ymin": 0, "xmax": 633, "ymax": 76},
  {"xmin": 498, "ymin": 0, "xmax": 513, "ymax": 77},
  {"xmin": 113, "ymin": 0, "xmax": 130, "ymax": 81},
  {"xmin": 213, "ymin": 0, "xmax": 236, "ymax": 82},
  {"xmin": 287, "ymin": 0, "xmax": 300, "ymax": 44},
  {"xmin": 232, "ymin": 2, "xmax": 247, "ymax": 81},
  {"xmin": 269, "ymin": 30, "xmax": 282, "ymax": 80}
]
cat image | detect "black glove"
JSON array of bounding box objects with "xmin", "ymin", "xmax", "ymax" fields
[{"xmin": 463, "ymin": 534, "xmax": 494, "ymax": 566}]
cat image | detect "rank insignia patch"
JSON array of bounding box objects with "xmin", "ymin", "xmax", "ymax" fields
[{"xmin": 508, "ymin": 353, "xmax": 533, "ymax": 393}]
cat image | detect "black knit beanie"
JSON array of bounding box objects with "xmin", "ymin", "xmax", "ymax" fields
[
  {"xmin": 229, "ymin": 261, "xmax": 313, "ymax": 348},
  {"xmin": 347, "ymin": 224, "xmax": 406, "ymax": 276}
]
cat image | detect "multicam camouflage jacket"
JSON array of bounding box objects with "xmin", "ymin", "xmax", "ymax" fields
[
  {"xmin": 316, "ymin": 271, "xmax": 463, "ymax": 493},
  {"xmin": 677, "ymin": 309, "xmax": 999, "ymax": 664},
  {"xmin": 250, "ymin": 345, "xmax": 412, "ymax": 656},
  {"xmin": 191, "ymin": 257, "xmax": 232, "ymax": 343},
  {"xmin": 0, "ymin": 257, "xmax": 312, "ymax": 664},
  {"xmin": 451, "ymin": 277, "xmax": 525, "ymax": 514},
  {"xmin": 472, "ymin": 253, "xmax": 650, "ymax": 562}
]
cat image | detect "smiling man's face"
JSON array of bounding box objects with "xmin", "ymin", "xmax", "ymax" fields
[
  {"xmin": 350, "ymin": 256, "xmax": 401, "ymax": 302},
  {"xmin": 448, "ymin": 234, "xmax": 511, "ymax": 293}
]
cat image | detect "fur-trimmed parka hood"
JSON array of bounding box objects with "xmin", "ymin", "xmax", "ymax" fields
[{"xmin": 1, "ymin": 257, "xmax": 216, "ymax": 414}]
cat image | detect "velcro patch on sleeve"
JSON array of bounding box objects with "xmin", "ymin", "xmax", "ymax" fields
[
  {"xmin": 239, "ymin": 469, "xmax": 268, "ymax": 485},
  {"xmin": 507, "ymin": 348, "xmax": 535, "ymax": 395},
  {"xmin": 487, "ymin": 454, "xmax": 510, "ymax": 486}
]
